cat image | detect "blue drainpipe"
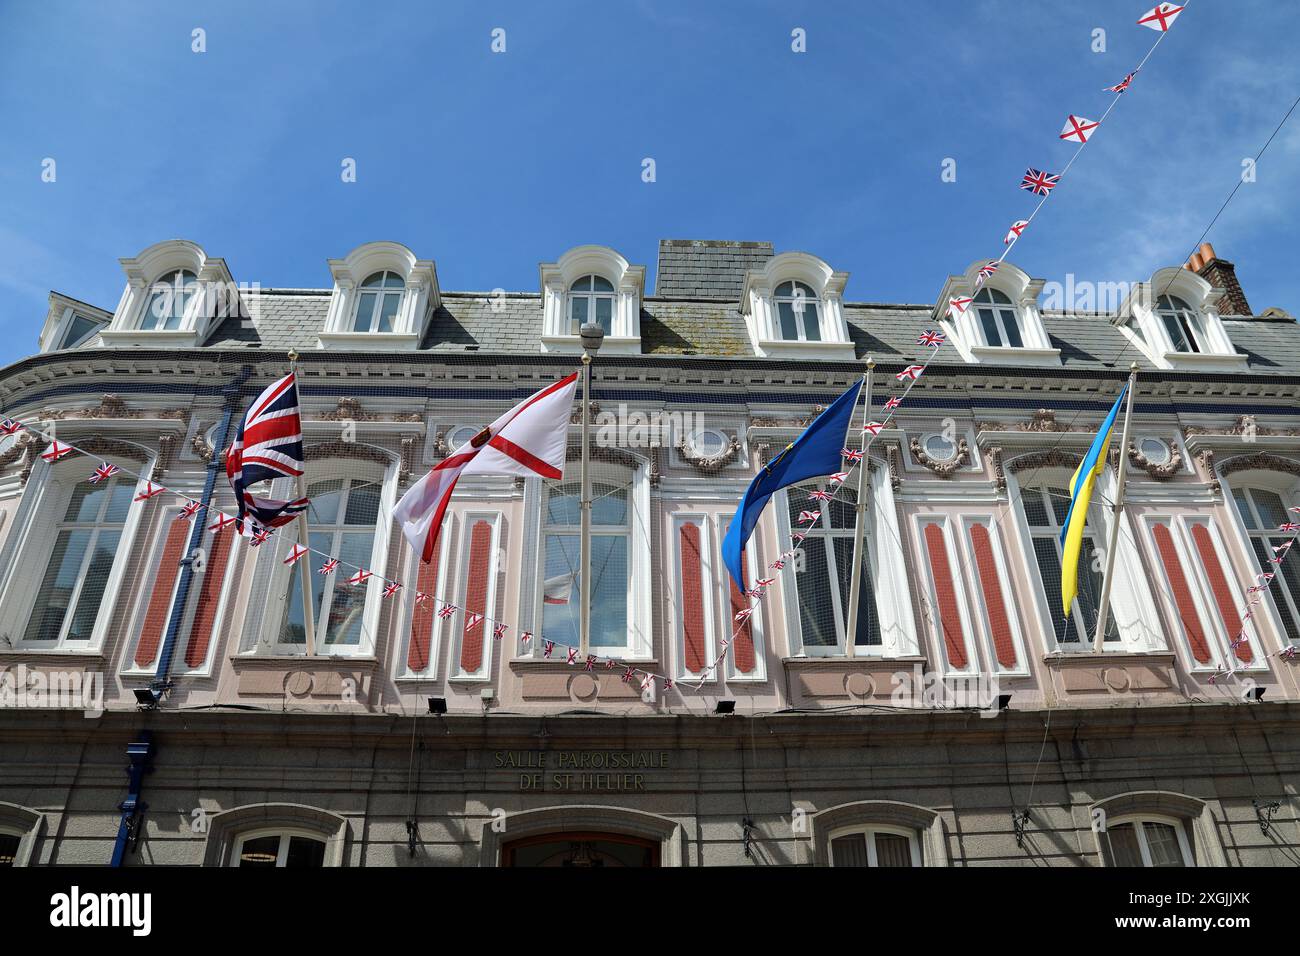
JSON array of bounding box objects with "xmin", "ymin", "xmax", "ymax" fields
[
  {"xmin": 110, "ymin": 732, "xmax": 153, "ymax": 867},
  {"xmin": 152, "ymin": 365, "xmax": 251, "ymax": 690}
]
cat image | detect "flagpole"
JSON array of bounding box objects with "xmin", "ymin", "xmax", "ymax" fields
[
  {"xmin": 1092, "ymin": 363, "xmax": 1138, "ymax": 652},
  {"xmin": 288, "ymin": 350, "xmax": 317, "ymax": 657},
  {"xmin": 579, "ymin": 350, "xmax": 592, "ymax": 658},
  {"xmin": 844, "ymin": 359, "xmax": 874, "ymax": 656}
]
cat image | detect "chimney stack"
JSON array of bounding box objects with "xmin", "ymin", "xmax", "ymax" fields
[{"xmin": 1183, "ymin": 242, "xmax": 1253, "ymax": 317}]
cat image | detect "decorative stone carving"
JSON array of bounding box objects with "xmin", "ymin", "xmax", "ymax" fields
[
  {"xmin": 0, "ymin": 432, "xmax": 33, "ymax": 470},
  {"xmin": 315, "ymin": 397, "xmax": 422, "ymax": 424},
  {"xmin": 399, "ymin": 434, "xmax": 420, "ymax": 483},
  {"xmin": 570, "ymin": 402, "xmax": 601, "ymax": 425},
  {"xmin": 979, "ymin": 408, "xmax": 1083, "ymax": 433},
  {"xmin": 909, "ymin": 437, "xmax": 971, "ymax": 478},
  {"xmin": 988, "ymin": 446, "xmax": 1006, "ymax": 492},
  {"xmin": 1219, "ymin": 452, "xmax": 1300, "ymax": 480},
  {"xmin": 676, "ymin": 433, "xmax": 741, "ymax": 474},
  {"xmin": 430, "ymin": 430, "xmax": 449, "ymax": 459},
  {"xmin": 885, "ymin": 443, "xmax": 903, "ymax": 491},
  {"xmin": 304, "ymin": 441, "xmax": 393, "ymax": 467},
  {"xmin": 37, "ymin": 394, "xmax": 187, "ymax": 421},
  {"xmin": 1005, "ymin": 449, "xmax": 1085, "ymax": 475},
  {"xmin": 1183, "ymin": 416, "xmax": 1300, "ymax": 440},
  {"xmin": 1197, "ymin": 449, "xmax": 1219, "ymax": 496},
  {"xmin": 1127, "ymin": 438, "xmax": 1183, "ymax": 480},
  {"xmin": 155, "ymin": 433, "xmax": 178, "ymax": 478},
  {"xmin": 192, "ymin": 432, "xmax": 217, "ymax": 464}
]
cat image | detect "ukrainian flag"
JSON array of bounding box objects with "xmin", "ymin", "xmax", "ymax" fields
[{"xmin": 1059, "ymin": 384, "xmax": 1128, "ymax": 617}]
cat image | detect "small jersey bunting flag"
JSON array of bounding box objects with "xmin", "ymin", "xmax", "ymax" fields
[
  {"xmin": 134, "ymin": 481, "xmax": 166, "ymax": 501},
  {"xmin": 41, "ymin": 441, "xmax": 74, "ymax": 463},
  {"xmin": 1137, "ymin": 3, "xmax": 1183, "ymax": 32}
]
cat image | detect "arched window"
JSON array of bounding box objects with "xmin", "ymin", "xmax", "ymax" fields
[
  {"xmin": 541, "ymin": 476, "xmax": 630, "ymax": 653},
  {"xmin": 139, "ymin": 269, "xmax": 198, "ymax": 331},
  {"xmin": 1155, "ymin": 294, "xmax": 1206, "ymax": 354},
  {"xmin": 568, "ymin": 275, "xmax": 615, "ymax": 335},
  {"xmin": 352, "ymin": 270, "xmax": 405, "ymax": 333},
  {"xmin": 973, "ymin": 288, "xmax": 1023, "ymax": 348},
  {"xmin": 230, "ymin": 829, "xmax": 327, "ymax": 868},
  {"xmin": 773, "ymin": 281, "xmax": 821, "ymax": 341},
  {"xmin": 1102, "ymin": 816, "xmax": 1192, "ymax": 867},
  {"xmin": 1020, "ymin": 482, "xmax": 1117, "ymax": 646},
  {"xmin": 1231, "ymin": 485, "xmax": 1300, "ymax": 644},
  {"xmin": 784, "ymin": 480, "xmax": 878, "ymax": 653},
  {"xmin": 23, "ymin": 477, "xmax": 133, "ymax": 647},
  {"xmin": 278, "ymin": 477, "xmax": 382, "ymax": 653},
  {"xmin": 828, "ymin": 825, "xmax": 920, "ymax": 867}
]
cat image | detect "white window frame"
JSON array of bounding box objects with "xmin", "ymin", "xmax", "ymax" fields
[
  {"xmin": 448, "ymin": 511, "xmax": 502, "ymax": 682},
  {"xmin": 1101, "ymin": 814, "xmax": 1193, "ymax": 868},
  {"xmin": 1154, "ymin": 294, "xmax": 1208, "ymax": 354},
  {"xmin": 539, "ymin": 246, "xmax": 644, "ymax": 354},
  {"xmin": 772, "ymin": 280, "xmax": 823, "ymax": 342},
  {"xmin": 228, "ymin": 828, "xmax": 330, "ymax": 868},
  {"xmin": 136, "ymin": 269, "xmax": 199, "ymax": 332},
  {"xmin": 960, "ymin": 515, "xmax": 1031, "ymax": 678},
  {"xmin": 669, "ymin": 514, "xmax": 717, "ymax": 681},
  {"xmin": 738, "ymin": 252, "xmax": 853, "ymax": 360},
  {"xmin": 1221, "ymin": 477, "xmax": 1300, "ymax": 649},
  {"xmin": 350, "ymin": 270, "xmax": 406, "ymax": 333},
  {"xmin": 566, "ymin": 274, "xmax": 617, "ymax": 336},
  {"xmin": 826, "ymin": 824, "xmax": 922, "ymax": 867},
  {"xmin": 972, "ymin": 287, "xmax": 1024, "ymax": 348}
]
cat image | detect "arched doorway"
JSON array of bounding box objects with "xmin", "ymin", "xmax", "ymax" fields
[{"xmin": 501, "ymin": 831, "xmax": 659, "ymax": 867}]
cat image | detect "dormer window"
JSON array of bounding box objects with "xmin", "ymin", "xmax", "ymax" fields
[
  {"xmin": 568, "ymin": 275, "xmax": 615, "ymax": 334},
  {"xmin": 1155, "ymin": 295, "xmax": 1206, "ymax": 354},
  {"xmin": 774, "ymin": 281, "xmax": 821, "ymax": 341},
  {"xmin": 352, "ymin": 271, "xmax": 404, "ymax": 333},
  {"xmin": 973, "ymin": 288, "xmax": 1024, "ymax": 348},
  {"xmin": 139, "ymin": 269, "xmax": 197, "ymax": 331}
]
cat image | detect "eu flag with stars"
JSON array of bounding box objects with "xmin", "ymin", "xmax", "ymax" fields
[{"xmin": 722, "ymin": 379, "xmax": 863, "ymax": 591}]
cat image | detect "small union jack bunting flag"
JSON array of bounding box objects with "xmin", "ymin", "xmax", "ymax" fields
[
  {"xmin": 808, "ymin": 489, "xmax": 834, "ymax": 501},
  {"xmin": 791, "ymin": 531, "xmax": 806, "ymax": 543},
  {"xmin": 348, "ymin": 569, "xmax": 372, "ymax": 586},
  {"xmin": 585, "ymin": 655, "xmax": 596, "ymax": 671},
  {"xmin": 1282, "ymin": 646, "xmax": 1297, "ymax": 661},
  {"xmin": 734, "ymin": 607, "xmax": 754, "ymax": 623},
  {"xmin": 862, "ymin": 421, "xmax": 885, "ymax": 435},
  {"xmin": 828, "ymin": 471, "xmax": 851, "ymax": 484},
  {"xmin": 382, "ymin": 581, "xmax": 402, "ymax": 598},
  {"xmin": 975, "ymin": 261, "xmax": 1000, "ymax": 282},
  {"xmin": 134, "ymin": 481, "xmax": 165, "ymax": 501},
  {"xmin": 1104, "ymin": 70, "xmax": 1137, "ymax": 93},
  {"xmin": 543, "ymin": 639, "xmax": 555, "ymax": 658},
  {"xmin": 948, "ymin": 295, "xmax": 973, "ymax": 320},
  {"xmin": 841, "ymin": 448, "xmax": 863, "ymax": 462},
  {"xmin": 41, "ymin": 441, "xmax": 74, "ymax": 463},
  {"xmin": 520, "ymin": 630, "xmax": 532, "ymax": 644},
  {"xmin": 605, "ymin": 659, "xmax": 616, "ymax": 669},
  {"xmin": 283, "ymin": 543, "xmax": 309, "ymax": 566},
  {"xmin": 797, "ymin": 509, "xmax": 820, "ymax": 523},
  {"xmin": 621, "ymin": 666, "xmax": 635, "ymax": 684},
  {"xmin": 0, "ymin": 418, "xmax": 23, "ymax": 436},
  {"xmin": 319, "ymin": 557, "xmax": 340, "ymax": 575},
  {"xmin": 208, "ymin": 512, "xmax": 238, "ymax": 534},
  {"xmin": 415, "ymin": 591, "xmax": 430, "ymax": 605},
  {"xmin": 88, "ymin": 462, "xmax": 120, "ymax": 484},
  {"xmin": 1137, "ymin": 3, "xmax": 1183, "ymax": 32},
  {"xmin": 249, "ymin": 527, "xmax": 273, "ymax": 548},
  {"xmin": 917, "ymin": 329, "xmax": 946, "ymax": 348},
  {"xmin": 896, "ymin": 365, "xmax": 925, "ymax": 382},
  {"xmin": 493, "ymin": 622, "xmax": 507, "ymax": 641},
  {"xmin": 1004, "ymin": 219, "xmax": 1029, "ymax": 244},
  {"xmin": 769, "ymin": 559, "xmax": 785, "ymax": 571},
  {"xmin": 566, "ymin": 647, "xmax": 578, "ymax": 665},
  {"xmin": 1020, "ymin": 168, "xmax": 1059, "ymax": 196},
  {"xmin": 1247, "ymin": 585, "xmax": 1268, "ymax": 594},
  {"xmin": 178, "ymin": 500, "xmax": 202, "ymax": 521},
  {"xmin": 1279, "ymin": 523, "xmax": 1300, "ymax": 533},
  {"xmin": 662, "ymin": 679, "xmax": 673, "ymax": 692},
  {"xmin": 1059, "ymin": 115, "xmax": 1099, "ymax": 144},
  {"xmin": 747, "ymin": 585, "xmax": 764, "ymax": 598},
  {"xmin": 437, "ymin": 602, "xmax": 456, "ymax": 619},
  {"xmin": 465, "ymin": 612, "xmax": 483, "ymax": 631},
  {"xmin": 1257, "ymin": 572, "xmax": 1275, "ymax": 583}
]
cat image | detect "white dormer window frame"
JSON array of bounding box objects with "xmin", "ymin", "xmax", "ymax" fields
[
  {"xmin": 100, "ymin": 240, "xmax": 238, "ymax": 349},
  {"xmin": 934, "ymin": 261, "xmax": 1059, "ymax": 366},
  {"xmin": 540, "ymin": 246, "xmax": 645, "ymax": 355},
  {"xmin": 319, "ymin": 242, "xmax": 439, "ymax": 351},
  {"xmin": 738, "ymin": 252, "xmax": 853, "ymax": 360},
  {"xmin": 1116, "ymin": 267, "xmax": 1246, "ymax": 370},
  {"xmin": 38, "ymin": 293, "xmax": 110, "ymax": 354}
]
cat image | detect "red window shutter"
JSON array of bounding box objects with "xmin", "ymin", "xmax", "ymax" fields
[
  {"xmin": 1152, "ymin": 522, "xmax": 1212, "ymax": 665},
  {"xmin": 183, "ymin": 526, "xmax": 235, "ymax": 668},
  {"xmin": 922, "ymin": 523, "xmax": 968, "ymax": 669},
  {"xmin": 134, "ymin": 520, "xmax": 190, "ymax": 668},
  {"xmin": 1190, "ymin": 524, "xmax": 1251, "ymax": 663},
  {"xmin": 969, "ymin": 523, "xmax": 1017, "ymax": 669},
  {"xmin": 729, "ymin": 551, "xmax": 756, "ymax": 674},
  {"xmin": 679, "ymin": 523, "xmax": 707, "ymax": 673},
  {"xmin": 406, "ymin": 532, "xmax": 443, "ymax": 673},
  {"xmin": 459, "ymin": 521, "xmax": 493, "ymax": 674}
]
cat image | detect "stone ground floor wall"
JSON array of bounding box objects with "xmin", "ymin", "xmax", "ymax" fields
[{"xmin": 1, "ymin": 703, "xmax": 1298, "ymax": 866}]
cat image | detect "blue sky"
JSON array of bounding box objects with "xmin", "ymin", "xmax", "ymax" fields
[{"xmin": 1, "ymin": 0, "xmax": 1297, "ymax": 365}]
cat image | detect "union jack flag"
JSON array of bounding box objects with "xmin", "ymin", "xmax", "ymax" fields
[
  {"xmin": 948, "ymin": 296, "xmax": 973, "ymax": 320},
  {"xmin": 543, "ymin": 640, "xmax": 555, "ymax": 658},
  {"xmin": 383, "ymin": 581, "xmax": 402, "ymax": 598},
  {"xmin": 883, "ymin": 396, "xmax": 902, "ymax": 411},
  {"xmin": 1279, "ymin": 523, "xmax": 1300, "ymax": 533},
  {"xmin": 283, "ymin": 543, "xmax": 309, "ymax": 566},
  {"xmin": 208, "ymin": 512, "xmax": 237, "ymax": 534},
  {"xmin": 348, "ymin": 569, "xmax": 372, "ymax": 586},
  {"xmin": 88, "ymin": 462, "xmax": 119, "ymax": 484},
  {"xmin": 1059, "ymin": 115, "xmax": 1099, "ymax": 144},
  {"xmin": 437, "ymin": 602, "xmax": 456, "ymax": 619},
  {"xmin": 319, "ymin": 557, "xmax": 339, "ymax": 576},
  {"xmin": 178, "ymin": 500, "xmax": 202, "ymax": 521},
  {"xmin": 1289, "ymin": 507, "xmax": 1300, "ymax": 514},
  {"xmin": 808, "ymin": 489, "xmax": 834, "ymax": 501},
  {"xmin": 1020, "ymin": 168, "xmax": 1059, "ymax": 196},
  {"xmin": 134, "ymin": 481, "xmax": 166, "ymax": 501},
  {"xmin": 1282, "ymin": 646, "xmax": 1298, "ymax": 661},
  {"xmin": 585, "ymin": 655, "xmax": 596, "ymax": 671},
  {"xmin": 828, "ymin": 471, "xmax": 850, "ymax": 484},
  {"xmin": 520, "ymin": 631, "xmax": 532, "ymax": 644},
  {"xmin": 1004, "ymin": 219, "xmax": 1029, "ymax": 244},
  {"xmin": 1104, "ymin": 70, "xmax": 1137, "ymax": 93},
  {"xmin": 239, "ymin": 494, "xmax": 309, "ymax": 532},
  {"xmin": 465, "ymin": 612, "xmax": 483, "ymax": 631},
  {"xmin": 621, "ymin": 667, "xmax": 636, "ymax": 684},
  {"xmin": 225, "ymin": 372, "xmax": 305, "ymax": 534},
  {"xmin": 1137, "ymin": 3, "xmax": 1183, "ymax": 32},
  {"xmin": 862, "ymin": 421, "xmax": 885, "ymax": 435},
  {"xmin": 566, "ymin": 647, "xmax": 577, "ymax": 665},
  {"xmin": 663, "ymin": 679, "xmax": 673, "ymax": 692},
  {"xmin": 917, "ymin": 329, "xmax": 946, "ymax": 348},
  {"xmin": 797, "ymin": 510, "xmax": 820, "ymax": 523},
  {"xmin": 896, "ymin": 365, "xmax": 925, "ymax": 382},
  {"xmin": 41, "ymin": 441, "xmax": 74, "ymax": 463},
  {"xmin": 841, "ymin": 448, "xmax": 863, "ymax": 463},
  {"xmin": 976, "ymin": 261, "xmax": 1000, "ymax": 282},
  {"xmin": 0, "ymin": 418, "xmax": 23, "ymax": 435},
  {"xmin": 493, "ymin": 622, "xmax": 507, "ymax": 641}
]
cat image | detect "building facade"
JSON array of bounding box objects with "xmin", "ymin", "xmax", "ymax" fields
[{"xmin": 1, "ymin": 237, "xmax": 1298, "ymax": 867}]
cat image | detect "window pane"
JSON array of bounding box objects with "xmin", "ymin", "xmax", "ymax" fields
[
  {"xmin": 66, "ymin": 530, "xmax": 121, "ymax": 642},
  {"xmin": 321, "ymin": 532, "xmax": 373, "ymax": 647},
  {"xmin": 590, "ymin": 535, "xmax": 628, "ymax": 648},
  {"xmin": 1231, "ymin": 488, "xmax": 1256, "ymax": 529},
  {"xmin": 591, "ymin": 275, "xmax": 614, "ymax": 292},
  {"xmin": 595, "ymin": 296, "xmax": 613, "ymax": 333},
  {"xmin": 1142, "ymin": 822, "xmax": 1186, "ymax": 867},
  {"xmin": 285, "ymin": 836, "xmax": 326, "ymax": 867},
  {"xmin": 1047, "ymin": 488, "xmax": 1070, "ymax": 526},
  {"xmin": 802, "ymin": 304, "xmax": 821, "ymax": 341},
  {"xmin": 237, "ymin": 835, "xmax": 282, "ymax": 867},
  {"xmin": 376, "ymin": 292, "xmax": 401, "ymax": 333},
  {"xmin": 546, "ymin": 486, "xmax": 580, "ymax": 527},
  {"xmin": 1031, "ymin": 537, "xmax": 1075, "ymax": 643},
  {"xmin": 353, "ymin": 292, "xmax": 377, "ymax": 332},
  {"xmin": 1021, "ymin": 491, "xmax": 1049, "ymax": 527},
  {"xmin": 343, "ymin": 482, "xmax": 382, "ymax": 526},
  {"xmin": 774, "ymin": 281, "xmax": 793, "ymax": 296},
  {"xmin": 1251, "ymin": 489, "xmax": 1288, "ymax": 528},
  {"xmin": 979, "ymin": 308, "xmax": 1002, "ymax": 346},
  {"xmin": 104, "ymin": 481, "xmax": 134, "ymax": 523},
  {"xmin": 279, "ymin": 532, "xmax": 331, "ymax": 646},
  {"xmin": 777, "ymin": 301, "xmax": 799, "ymax": 340},
  {"xmin": 570, "ymin": 295, "xmax": 588, "ymax": 332},
  {"xmin": 61, "ymin": 314, "xmax": 99, "ymax": 349},
  {"xmin": 874, "ymin": 833, "xmax": 914, "ymax": 867},
  {"xmin": 1078, "ymin": 535, "xmax": 1119, "ymax": 642},
  {"xmin": 542, "ymin": 534, "xmax": 581, "ymax": 646},
  {"xmin": 23, "ymin": 530, "xmax": 89, "ymax": 642},
  {"xmin": 308, "ymin": 480, "xmax": 345, "ymax": 524},
  {"xmin": 831, "ymin": 834, "xmax": 869, "ymax": 867},
  {"xmin": 591, "ymin": 484, "xmax": 627, "ymax": 526},
  {"xmin": 1162, "ymin": 315, "xmax": 1190, "ymax": 352},
  {"xmin": 1001, "ymin": 308, "xmax": 1023, "ymax": 348},
  {"xmin": 65, "ymin": 483, "xmax": 108, "ymax": 522},
  {"xmin": 1107, "ymin": 823, "xmax": 1143, "ymax": 866},
  {"xmin": 794, "ymin": 540, "xmax": 838, "ymax": 647}
]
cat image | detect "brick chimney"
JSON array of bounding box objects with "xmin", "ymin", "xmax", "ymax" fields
[{"xmin": 1182, "ymin": 241, "xmax": 1252, "ymax": 316}]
